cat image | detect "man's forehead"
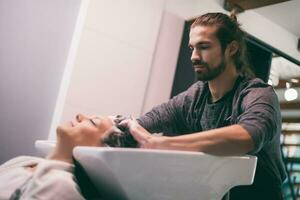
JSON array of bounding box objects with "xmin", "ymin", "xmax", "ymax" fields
[{"xmin": 189, "ymin": 25, "xmax": 218, "ymax": 43}]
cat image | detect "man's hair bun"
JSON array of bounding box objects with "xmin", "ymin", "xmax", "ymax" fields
[{"xmin": 229, "ymin": 9, "xmax": 238, "ymax": 22}]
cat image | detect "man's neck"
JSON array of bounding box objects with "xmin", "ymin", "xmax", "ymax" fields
[{"xmin": 208, "ymin": 64, "xmax": 238, "ymax": 102}]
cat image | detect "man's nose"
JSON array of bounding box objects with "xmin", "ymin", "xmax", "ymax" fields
[
  {"xmin": 76, "ymin": 113, "xmax": 89, "ymax": 122},
  {"xmin": 191, "ymin": 49, "xmax": 201, "ymax": 62}
]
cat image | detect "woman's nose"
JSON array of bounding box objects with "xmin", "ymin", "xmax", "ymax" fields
[{"xmin": 76, "ymin": 113, "xmax": 88, "ymax": 122}]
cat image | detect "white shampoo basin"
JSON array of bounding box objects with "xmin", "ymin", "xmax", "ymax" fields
[{"xmin": 73, "ymin": 147, "xmax": 257, "ymax": 200}]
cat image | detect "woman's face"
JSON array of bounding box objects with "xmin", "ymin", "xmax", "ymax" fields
[{"xmin": 56, "ymin": 113, "xmax": 115, "ymax": 147}]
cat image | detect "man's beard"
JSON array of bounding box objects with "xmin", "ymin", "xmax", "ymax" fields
[{"xmin": 193, "ymin": 59, "xmax": 226, "ymax": 81}]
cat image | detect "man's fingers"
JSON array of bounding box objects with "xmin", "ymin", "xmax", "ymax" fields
[
  {"xmin": 116, "ymin": 118, "xmax": 153, "ymax": 147},
  {"xmin": 123, "ymin": 119, "xmax": 152, "ymax": 145},
  {"xmin": 101, "ymin": 127, "xmax": 120, "ymax": 141},
  {"xmin": 117, "ymin": 118, "xmax": 130, "ymax": 128}
]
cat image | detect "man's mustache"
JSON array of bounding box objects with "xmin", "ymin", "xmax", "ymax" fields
[{"xmin": 192, "ymin": 60, "xmax": 208, "ymax": 67}]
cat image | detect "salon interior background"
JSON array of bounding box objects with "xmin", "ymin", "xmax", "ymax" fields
[{"xmin": 0, "ymin": 0, "xmax": 299, "ymax": 165}]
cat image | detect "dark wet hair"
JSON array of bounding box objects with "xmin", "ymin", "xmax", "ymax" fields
[
  {"xmin": 103, "ymin": 128, "xmax": 137, "ymax": 147},
  {"xmin": 191, "ymin": 12, "xmax": 254, "ymax": 77},
  {"xmin": 103, "ymin": 116, "xmax": 138, "ymax": 148}
]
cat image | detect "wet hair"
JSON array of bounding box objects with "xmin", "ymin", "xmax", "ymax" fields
[
  {"xmin": 103, "ymin": 127, "xmax": 138, "ymax": 147},
  {"xmin": 191, "ymin": 12, "xmax": 255, "ymax": 77},
  {"xmin": 103, "ymin": 116, "xmax": 138, "ymax": 148}
]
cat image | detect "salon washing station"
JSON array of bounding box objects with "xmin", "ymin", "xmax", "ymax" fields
[{"xmin": 35, "ymin": 140, "xmax": 257, "ymax": 200}]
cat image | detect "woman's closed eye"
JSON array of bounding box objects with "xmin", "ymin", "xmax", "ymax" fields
[
  {"xmin": 89, "ymin": 117, "xmax": 102, "ymax": 127},
  {"xmin": 89, "ymin": 119, "xmax": 97, "ymax": 127}
]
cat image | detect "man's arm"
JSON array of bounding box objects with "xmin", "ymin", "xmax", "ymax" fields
[
  {"xmin": 138, "ymin": 82, "xmax": 202, "ymax": 135},
  {"xmin": 128, "ymin": 80, "xmax": 280, "ymax": 156},
  {"xmin": 156, "ymin": 125, "xmax": 254, "ymax": 155},
  {"xmin": 120, "ymin": 119, "xmax": 254, "ymax": 156}
]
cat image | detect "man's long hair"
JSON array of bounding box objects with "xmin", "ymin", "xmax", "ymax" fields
[{"xmin": 191, "ymin": 12, "xmax": 255, "ymax": 78}]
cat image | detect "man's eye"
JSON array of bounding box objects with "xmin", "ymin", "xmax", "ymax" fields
[{"xmin": 197, "ymin": 45, "xmax": 210, "ymax": 50}]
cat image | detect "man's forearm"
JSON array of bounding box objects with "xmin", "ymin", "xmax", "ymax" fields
[{"xmin": 152, "ymin": 125, "xmax": 255, "ymax": 156}]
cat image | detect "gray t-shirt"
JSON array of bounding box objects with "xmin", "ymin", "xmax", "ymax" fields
[
  {"xmin": 200, "ymin": 88, "xmax": 234, "ymax": 130},
  {"xmin": 138, "ymin": 76, "xmax": 286, "ymax": 199}
]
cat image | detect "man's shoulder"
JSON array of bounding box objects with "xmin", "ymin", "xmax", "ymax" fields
[
  {"xmin": 236, "ymin": 76, "xmax": 279, "ymax": 104},
  {"xmin": 238, "ymin": 76, "xmax": 273, "ymax": 92},
  {"xmin": 169, "ymin": 81, "xmax": 206, "ymax": 106}
]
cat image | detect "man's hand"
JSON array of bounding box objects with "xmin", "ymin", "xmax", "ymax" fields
[{"xmin": 118, "ymin": 118, "xmax": 165, "ymax": 149}]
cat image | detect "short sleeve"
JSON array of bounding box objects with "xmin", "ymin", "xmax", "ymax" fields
[{"xmin": 237, "ymin": 83, "xmax": 281, "ymax": 154}]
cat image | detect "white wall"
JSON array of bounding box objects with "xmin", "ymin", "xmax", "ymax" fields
[
  {"xmin": 49, "ymin": 0, "xmax": 300, "ymax": 139},
  {"xmin": 141, "ymin": 11, "xmax": 185, "ymax": 113},
  {"xmin": 49, "ymin": 0, "xmax": 167, "ymax": 139},
  {"xmin": 0, "ymin": 0, "xmax": 84, "ymax": 163}
]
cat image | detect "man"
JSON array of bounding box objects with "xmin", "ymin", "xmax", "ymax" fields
[
  {"xmin": 0, "ymin": 113, "xmax": 117, "ymax": 200},
  {"xmin": 119, "ymin": 13, "xmax": 286, "ymax": 199}
]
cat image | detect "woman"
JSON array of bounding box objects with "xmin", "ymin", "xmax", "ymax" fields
[{"xmin": 0, "ymin": 114, "xmax": 117, "ymax": 200}]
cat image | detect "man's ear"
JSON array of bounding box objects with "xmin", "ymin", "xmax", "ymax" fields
[{"xmin": 227, "ymin": 41, "xmax": 239, "ymax": 57}]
